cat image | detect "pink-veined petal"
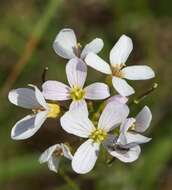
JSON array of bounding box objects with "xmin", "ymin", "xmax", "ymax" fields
[
  {"xmin": 107, "ymin": 144, "xmax": 141, "ymax": 163},
  {"xmin": 103, "ymin": 134, "xmax": 141, "ymax": 163},
  {"xmin": 112, "ymin": 76, "xmax": 135, "ymax": 97},
  {"xmin": 135, "ymin": 106, "xmax": 152, "ymax": 133},
  {"xmin": 53, "ymin": 28, "xmax": 77, "ymax": 59},
  {"xmin": 81, "ymin": 38, "xmax": 104, "ymax": 59},
  {"xmin": 107, "ymin": 95, "xmax": 128, "ymax": 105},
  {"xmin": 66, "ymin": 58, "xmax": 87, "ymax": 88},
  {"xmin": 11, "ymin": 111, "xmax": 48, "ymax": 140},
  {"xmin": 8, "ymin": 88, "xmax": 41, "ymax": 109},
  {"xmin": 72, "ymin": 139, "xmax": 100, "ymax": 174},
  {"xmin": 98, "ymin": 102, "xmax": 129, "ymax": 132},
  {"xmin": 29, "ymin": 84, "xmax": 48, "ymax": 109},
  {"xmin": 110, "ymin": 35, "xmax": 133, "ymax": 66},
  {"xmin": 122, "ymin": 65, "xmax": 155, "ymax": 80},
  {"xmin": 120, "ymin": 118, "xmax": 136, "ymax": 134},
  {"xmin": 42, "ymin": 80, "xmax": 71, "ymax": 101},
  {"xmin": 69, "ymin": 100, "xmax": 88, "ymax": 116},
  {"xmin": 119, "ymin": 118, "xmax": 136, "ymax": 145},
  {"xmin": 126, "ymin": 132, "xmax": 151, "ymax": 144},
  {"xmin": 84, "ymin": 82, "xmax": 110, "ymax": 100},
  {"xmin": 60, "ymin": 110, "xmax": 95, "ymax": 138},
  {"xmin": 85, "ymin": 53, "xmax": 112, "ymax": 74}
]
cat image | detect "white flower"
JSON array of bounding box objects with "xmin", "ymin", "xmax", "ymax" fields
[
  {"xmin": 39, "ymin": 143, "xmax": 73, "ymax": 173},
  {"xmin": 60, "ymin": 102, "xmax": 129, "ymax": 174},
  {"xmin": 105, "ymin": 106, "xmax": 152, "ymax": 163},
  {"xmin": 53, "ymin": 28, "xmax": 104, "ymax": 60},
  {"xmin": 8, "ymin": 85, "xmax": 60, "ymax": 140},
  {"xmin": 42, "ymin": 58, "xmax": 110, "ymax": 113},
  {"xmin": 85, "ymin": 35, "xmax": 155, "ymax": 97}
]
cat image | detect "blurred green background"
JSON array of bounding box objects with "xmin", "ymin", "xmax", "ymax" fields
[{"xmin": 0, "ymin": 0, "xmax": 172, "ymax": 189}]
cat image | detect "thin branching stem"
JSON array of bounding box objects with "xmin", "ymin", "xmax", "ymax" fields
[{"xmin": 131, "ymin": 82, "xmax": 158, "ymax": 105}]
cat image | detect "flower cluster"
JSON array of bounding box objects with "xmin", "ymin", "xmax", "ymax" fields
[{"xmin": 8, "ymin": 28, "xmax": 155, "ymax": 174}]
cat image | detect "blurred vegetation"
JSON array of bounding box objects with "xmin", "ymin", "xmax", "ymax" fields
[{"xmin": 0, "ymin": 0, "xmax": 172, "ymax": 189}]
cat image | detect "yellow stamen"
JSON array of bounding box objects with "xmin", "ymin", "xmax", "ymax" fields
[
  {"xmin": 89, "ymin": 128, "xmax": 107, "ymax": 143},
  {"xmin": 70, "ymin": 86, "xmax": 85, "ymax": 101},
  {"xmin": 47, "ymin": 103, "xmax": 60, "ymax": 118}
]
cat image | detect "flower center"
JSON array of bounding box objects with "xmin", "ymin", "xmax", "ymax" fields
[
  {"xmin": 130, "ymin": 122, "xmax": 136, "ymax": 130},
  {"xmin": 111, "ymin": 64, "xmax": 125, "ymax": 78},
  {"xmin": 47, "ymin": 103, "xmax": 60, "ymax": 118},
  {"xmin": 90, "ymin": 128, "xmax": 107, "ymax": 143},
  {"xmin": 70, "ymin": 86, "xmax": 85, "ymax": 101},
  {"xmin": 53, "ymin": 148, "xmax": 63, "ymax": 157},
  {"xmin": 77, "ymin": 42, "xmax": 82, "ymax": 49},
  {"xmin": 73, "ymin": 42, "xmax": 82, "ymax": 57}
]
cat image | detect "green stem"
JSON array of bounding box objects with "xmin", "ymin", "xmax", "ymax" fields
[
  {"xmin": 59, "ymin": 169, "xmax": 80, "ymax": 190},
  {"xmin": 92, "ymin": 101, "xmax": 106, "ymax": 125},
  {"xmin": 132, "ymin": 82, "xmax": 158, "ymax": 105}
]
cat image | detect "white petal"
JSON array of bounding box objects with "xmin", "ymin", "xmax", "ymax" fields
[
  {"xmin": 84, "ymin": 82, "xmax": 110, "ymax": 100},
  {"xmin": 107, "ymin": 145, "xmax": 141, "ymax": 163},
  {"xmin": 135, "ymin": 106, "xmax": 152, "ymax": 133},
  {"xmin": 120, "ymin": 118, "xmax": 136, "ymax": 134},
  {"xmin": 8, "ymin": 88, "xmax": 40, "ymax": 109},
  {"xmin": 53, "ymin": 28, "xmax": 77, "ymax": 59},
  {"xmin": 119, "ymin": 118, "xmax": 136, "ymax": 145},
  {"xmin": 42, "ymin": 81, "xmax": 71, "ymax": 101},
  {"xmin": 11, "ymin": 111, "xmax": 48, "ymax": 140},
  {"xmin": 81, "ymin": 38, "xmax": 104, "ymax": 59},
  {"xmin": 35, "ymin": 110, "xmax": 49, "ymax": 127},
  {"xmin": 98, "ymin": 102, "xmax": 129, "ymax": 132},
  {"xmin": 85, "ymin": 53, "xmax": 112, "ymax": 74},
  {"xmin": 60, "ymin": 110, "xmax": 95, "ymax": 138},
  {"xmin": 29, "ymin": 85, "xmax": 48, "ymax": 109},
  {"xmin": 69, "ymin": 100, "xmax": 88, "ymax": 116},
  {"xmin": 61, "ymin": 144, "xmax": 73, "ymax": 160},
  {"xmin": 110, "ymin": 35, "xmax": 133, "ymax": 66},
  {"xmin": 112, "ymin": 76, "xmax": 135, "ymax": 97},
  {"xmin": 39, "ymin": 144, "xmax": 60, "ymax": 163},
  {"xmin": 126, "ymin": 132, "xmax": 151, "ymax": 144},
  {"xmin": 122, "ymin": 66, "xmax": 155, "ymax": 80},
  {"xmin": 66, "ymin": 58, "xmax": 87, "ymax": 88},
  {"xmin": 107, "ymin": 95, "xmax": 128, "ymax": 105},
  {"xmin": 72, "ymin": 139, "xmax": 100, "ymax": 174},
  {"xmin": 47, "ymin": 155, "xmax": 60, "ymax": 173}
]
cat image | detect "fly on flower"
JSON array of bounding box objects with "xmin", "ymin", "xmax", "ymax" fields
[
  {"xmin": 42, "ymin": 58, "xmax": 110, "ymax": 112},
  {"xmin": 85, "ymin": 35, "xmax": 155, "ymax": 97},
  {"xmin": 105, "ymin": 106, "xmax": 152, "ymax": 162},
  {"xmin": 53, "ymin": 28, "xmax": 104, "ymax": 60},
  {"xmin": 39, "ymin": 143, "xmax": 73, "ymax": 173},
  {"xmin": 8, "ymin": 85, "xmax": 60, "ymax": 140},
  {"xmin": 60, "ymin": 101, "xmax": 129, "ymax": 174}
]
